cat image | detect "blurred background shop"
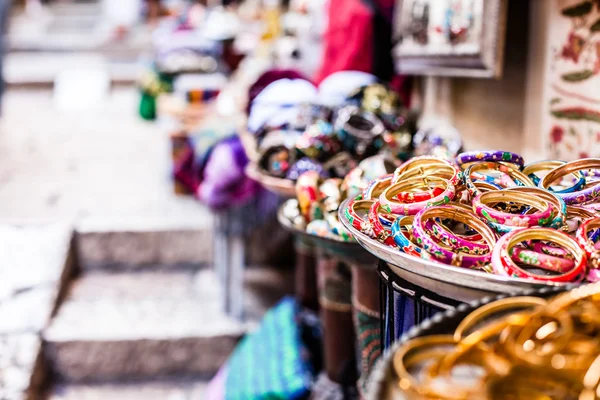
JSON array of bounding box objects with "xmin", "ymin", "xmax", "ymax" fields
[{"xmin": 0, "ymin": 0, "xmax": 599, "ymax": 399}]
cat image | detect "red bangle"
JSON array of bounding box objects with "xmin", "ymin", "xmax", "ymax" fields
[
  {"xmin": 344, "ymin": 199, "xmax": 374, "ymax": 234},
  {"xmin": 368, "ymin": 200, "xmax": 399, "ymax": 247}
]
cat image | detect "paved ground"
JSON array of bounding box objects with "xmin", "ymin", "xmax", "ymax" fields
[{"xmin": 0, "ymin": 88, "xmax": 212, "ymax": 228}]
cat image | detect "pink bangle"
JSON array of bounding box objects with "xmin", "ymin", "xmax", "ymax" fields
[
  {"xmin": 472, "ymin": 190, "xmax": 553, "ymax": 227},
  {"xmin": 509, "ymin": 247, "xmax": 574, "ymax": 273},
  {"xmin": 379, "ymin": 177, "xmax": 455, "ymax": 216},
  {"xmin": 492, "ymin": 227, "xmax": 586, "ymax": 283}
]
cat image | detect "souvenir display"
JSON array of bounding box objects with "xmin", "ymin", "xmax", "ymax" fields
[
  {"xmin": 248, "ymin": 76, "xmax": 421, "ymax": 194},
  {"xmin": 342, "ymin": 153, "xmax": 600, "ymax": 285},
  {"xmin": 377, "ymin": 283, "xmax": 600, "ymax": 400}
]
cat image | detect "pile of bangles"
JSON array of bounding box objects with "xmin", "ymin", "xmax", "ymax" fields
[
  {"xmin": 389, "ymin": 283, "xmax": 600, "ymax": 399},
  {"xmin": 343, "ymin": 150, "xmax": 600, "ymax": 283}
]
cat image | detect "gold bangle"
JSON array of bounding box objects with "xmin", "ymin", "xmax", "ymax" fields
[
  {"xmin": 453, "ymin": 297, "xmax": 547, "ymax": 341},
  {"xmin": 540, "ymin": 158, "xmax": 600, "ymax": 189}
]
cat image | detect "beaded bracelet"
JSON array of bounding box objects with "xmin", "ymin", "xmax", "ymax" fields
[
  {"xmin": 412, "ymin": 205, "xmax": 497, "ymax": 268},
  {"xmin": 491, "ymin": 227, "xmax": 586, "ymax": 283},
  {"xmin": 380, "ymin": 176, "xmax": 455, "ymax": 216},
  {"xmin": 539, "ymin": 159, "xmax": 600, "ymax": 205}
]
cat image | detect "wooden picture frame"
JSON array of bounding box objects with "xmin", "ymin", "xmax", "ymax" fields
[{"xmin": 393, "ymin": 0, "xmax": 508, "ymax": 78}]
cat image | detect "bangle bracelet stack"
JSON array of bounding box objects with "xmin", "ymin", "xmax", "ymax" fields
[
  {"xmin": 539, "ymin": 159, "xmax": 600, "ymax": 204},
  {"xmin": 380, "ymin": 176, "xmax": 455, "ymax": 216},
  {"xmin": 342, "ymin": 152, "xmax": 600, "ymax": 285},
  {"xmin": 393, "ymin": 156, "xmax": 462, "ymax": 186},
  {"xmin": 412, "ymin": 205, "xmax": 497, "ymax": 268},
  {"xmin": 390, "ymin": 288, "xmax": 600, "ymax": 399},
  {"xmin": 473, "ymin": 190, "xmax": 553, "ymax": 228},
  {"xmin": 491, "ymin": 227, "xmax": 587, "ymax": 282},
  {"xmin": 464, "ymin": 161, "xmax": 534, "ymax": 197},
  {"xmin": 523, "ymin": 160, "xmax": 585, "ymax": 193}
]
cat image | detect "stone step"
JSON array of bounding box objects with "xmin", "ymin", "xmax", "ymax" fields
[
  {"xmin": 75, "ymin": 219, "xmax": 214, "ymax": 271},
  {"xmin": 43, "ymin": 267, "xmax": 293, "ymax": 383},
  {"xmin": 49, "ymin": 380, "xmax": 207, "ymax": 400}
]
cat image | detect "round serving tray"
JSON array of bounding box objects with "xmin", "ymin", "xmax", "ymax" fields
[
  {"xmin": 246, "ymin": 163, "xmax": 296, "ymax": 198},
  {"xmin": 337, "ymin": 198, "xmax": 572, "ymax": 302},
  {"xmin": 366, "ymin": 284, "xmax": 574, "ymax": 400},
  {"xmin": 277, "ymin": 200, "xmax": 376, "ymax": 267}
]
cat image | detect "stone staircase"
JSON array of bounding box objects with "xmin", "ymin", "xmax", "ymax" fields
[{"xmin": 0, "ymin": 222, "xmax": 293, "ymax": 400}]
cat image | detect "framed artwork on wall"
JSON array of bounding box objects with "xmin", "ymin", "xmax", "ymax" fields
[{"xmin": 393, "ymin": 0, "xmax": 508, "ymax": 78}]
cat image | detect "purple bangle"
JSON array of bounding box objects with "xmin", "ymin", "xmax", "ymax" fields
[
  {"xmin": 456, "ymin": 150, "xmax": 524, "ymax": 167},
  {"xmin": 423, "ymin": 219, "xmax": 490, "ymax": 255},
  {"xmin": 413, "ymin": 205, "xmax": 496, "ymax": 269}
]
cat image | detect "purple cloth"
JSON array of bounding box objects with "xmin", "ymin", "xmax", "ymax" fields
[{"xmin": 197, "ymin": 135, "xmax": 259, "ymax": 210}]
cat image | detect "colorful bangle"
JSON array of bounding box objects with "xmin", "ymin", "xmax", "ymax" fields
[
  {"xmin": 362, "ymin": 174, "xmax": 393, "ymax": 200},
  {"xmin": 566, "ymin": 206, "xmax": 597, "ymax": 233},
  {"xmin": 368, "ymin": 200, "xmax": 398, "ymax": 247},
  {"xmin": 393, "ymin": 156, "xmax": 462, "ymax": 187},
  {"xmin": 395, "ymin": 187, "xmax": 445, "ymax": 203},
  {"xmin": 491, "ymin": 227, "xmax": 587, "ymax": 283},
  {"xmin": 463, "ymin": 162, "xmax": 534, "ymax": 197},
  {"xmin": 344, "ymin": 198, "xmax": 375, "ymax": 236},
  {"xmin": 379, "ymin": 176, "xmax": 455, "ymax": 216},
  {"xmin": 503, "ymin": 187, "xmax": 567, "ymax": 230},
  {"xmin": 296, "ymin": 171, "xmax": 321, "ymax": 222},
  {"xmin": 576, "ymin": 217, "xmax": 600, "ymax": 269},
  {"xmin": 522, "ymin": 160, "xmax": 585, "ymax": 193},
  {"xmin": 412, "ymin": 205, "xmax": 497, "ymax": 268},
  {"xmin": 472, "ymin": 190, "xmax": 553, "ymax": 227},
  {"xmin": 391, "ymin": 216, "xmax": 422, "ymax": 257},
  {"xmin": 539, "ymin": 159, "xmax": 600, "ymax": 205},
  {"xmin": 423, "ymin": 218, "xmax": 490, "ymax": 255},
  {"xmin": 456, "ymin": 150, "xmax": 524, "ymax": 168},
  {"xmin": 509, "ymin": 246, "xmax": 575, "ymax": 274}
]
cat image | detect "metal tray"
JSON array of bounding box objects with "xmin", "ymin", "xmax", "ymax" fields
[
  {"xmin": 366, "ymin": 284, "xmax": 573, "ymax": 400},
  {"xmin": 246, "ymin": 163, "xmax": 296, "ymax": 198},
  {"xmin": 337, "ymin": 198, "xmax": 571, "ymax": 302},
  {"xmin": 277, "ymin": 200, "xmax": 376, "ymax": 267}
]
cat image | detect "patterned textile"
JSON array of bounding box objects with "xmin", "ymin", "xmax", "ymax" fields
[
  {"xmin": 224, "ymin": 297, "xmax": 313, "ymax": 400},
  {"xmin": 355, "ymin": 310, "xmax": 381, "ymax": 394}
]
